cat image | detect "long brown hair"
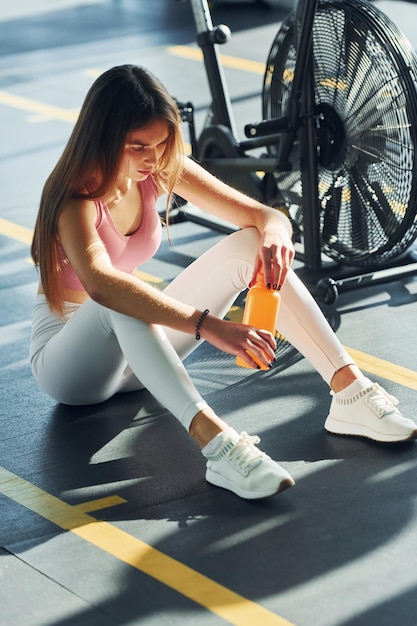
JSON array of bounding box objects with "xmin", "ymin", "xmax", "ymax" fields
[{"xmin": 31, "ymin": 64, "xmax": 185, "ymax": 316}]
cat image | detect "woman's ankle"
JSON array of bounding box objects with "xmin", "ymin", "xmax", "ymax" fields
[
  {"xmin": 330, "ymin": 364, "xmax": 368, "ymax": 393},
  {"xmin": 189, "ymin": 409, "xmax": 227, "ymax": 449}
]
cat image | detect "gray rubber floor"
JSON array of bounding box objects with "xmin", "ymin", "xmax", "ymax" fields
[{"xmin": 1, "ymin": 2, "xmax": 417, "ymax": 625}]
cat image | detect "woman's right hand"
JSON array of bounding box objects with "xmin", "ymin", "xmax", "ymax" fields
[{"xmin": 199, "ymin": 315, "xmax": 276, "ymax": 369}]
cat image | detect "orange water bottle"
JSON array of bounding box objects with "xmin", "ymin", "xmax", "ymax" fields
[{"xmin": 236, "ymin": 274, "xmax": 280, "ymax": 370}]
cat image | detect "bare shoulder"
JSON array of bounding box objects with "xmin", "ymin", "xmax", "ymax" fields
[{"xmin": 59, "ymin": 196, "xmax": 97, "ymax": 226}]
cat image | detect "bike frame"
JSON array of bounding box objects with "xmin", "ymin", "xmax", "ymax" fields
[
  {"xmin": 178, "ymin": 0, "xmax": 323, "ymax": 269},
  {"xmin": 174, "ymin": 0, "xmax": 417, "ymax": 299}
]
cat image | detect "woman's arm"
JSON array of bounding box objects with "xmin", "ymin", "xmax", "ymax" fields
[
  {"xmin": 57, "ymin": 198, "xmax": 203, "ymax": 333},
  {"xmin": 57, "ymin": 182, "xmax": 279, "ymax": 369},
  {"xmin": 173, "ymin": 157, "xmax": 295, "ymax": 288}
]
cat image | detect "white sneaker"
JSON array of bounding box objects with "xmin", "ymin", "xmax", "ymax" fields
[
  {"xmin": 325, "ymin": 382, "xmax": 417, "ymax": 443},
  {"xmin": 204, "ymin": 429, "xmax": 295, "ymax": 499}
]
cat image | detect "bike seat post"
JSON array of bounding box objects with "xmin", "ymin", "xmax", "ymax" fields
[
  {"xmin": 189, "ymin": 0, "xmax": 238, "ymax": 138},
  {"xmin": 190, "ymin": 0, "xmax": 214, "ymax": 32}
]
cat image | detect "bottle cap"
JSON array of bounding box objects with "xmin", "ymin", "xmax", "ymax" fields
[{"xmin": 250, "ymin": 269, "xmax": 267, "ymax": 289}]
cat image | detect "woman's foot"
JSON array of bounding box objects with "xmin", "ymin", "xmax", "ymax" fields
[
  {"xmin": 202, "ymin": 427, "xmax": 295, "ymax": 499},
  {"xmin": 325, "ymin": 382, "xmax": 417, "ymax": 442}
]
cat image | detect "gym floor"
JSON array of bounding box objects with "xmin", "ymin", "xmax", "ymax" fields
[{"xmin": 2, "ymin": 1, "xmax": 417, "ymax": 625}]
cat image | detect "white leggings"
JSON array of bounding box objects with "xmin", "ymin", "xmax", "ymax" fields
[{"xmin": 30, "ymin": 228, "xmax": 354, "ymax": 431}]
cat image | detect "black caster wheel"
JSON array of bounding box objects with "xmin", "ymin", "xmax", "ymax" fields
[{"xmin": 315, "ymin": 277, "xmax": 338, "ymax": 306}]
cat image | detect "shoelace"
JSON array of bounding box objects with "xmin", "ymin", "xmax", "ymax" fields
[
  {"xmin": 366, "ymin": 383, "xmax": 400, "ymax": 419},
  {"xmin": 227, "ymin": 432, "xmax": 267, "ymax": 476}
]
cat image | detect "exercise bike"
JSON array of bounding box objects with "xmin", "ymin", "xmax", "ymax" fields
[{"xmin": 172, "ymin": 0, "xmax": 417, "ymax": 306}]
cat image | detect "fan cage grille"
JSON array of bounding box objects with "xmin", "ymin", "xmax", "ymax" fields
[{"xmin": 263, "ymin": 0, "xmax": 417, "ymax": 267}]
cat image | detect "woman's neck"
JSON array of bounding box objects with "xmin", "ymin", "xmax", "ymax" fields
[{"xmin": 105, "ymin": 176, "xmax": 132, "ymax": 208}]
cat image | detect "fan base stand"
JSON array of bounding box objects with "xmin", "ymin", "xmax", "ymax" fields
[{"xmin": 296, "ymin": 246, "xmax": 417, "ymax": 305}]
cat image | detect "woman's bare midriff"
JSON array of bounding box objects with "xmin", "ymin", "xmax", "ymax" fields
[{"xmin": 37, "ymin": 281, "xmax": 90, "ymax": 304}]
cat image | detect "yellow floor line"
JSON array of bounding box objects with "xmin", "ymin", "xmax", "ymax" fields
[
  {"xmin": 0, "ymin": 90, "xmax": 79, "ymax": 123},
  {"xmin": 168, "ymin": 45, "xmax": 266, "ymax": 74},
  {"xmin": 73, "ymin": 495, "xmax": 127, "ymax": 513},
  {"xmin": 0, "ymin": 217, "xmax": 34, "ymax": 245},
  {"xmin": 0, "ymin": 467, "xmax": 295, "ymax": 626},
  {"xmin": 0, "ymin": 46, "xmax": 264, "ymax": 126},
  {"xmin": 344, "ymin": 346, "xmax": 417, "ymax": 391}
]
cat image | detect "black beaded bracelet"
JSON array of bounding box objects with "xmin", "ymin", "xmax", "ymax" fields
[{"xmin": 195, "ymin": 309, "xmax": 209, "ymax": 340}]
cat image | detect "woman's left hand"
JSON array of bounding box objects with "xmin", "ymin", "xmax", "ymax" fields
[{"xmin": 251, "ymin": 219, "xmax": 295, "ymax": 289}]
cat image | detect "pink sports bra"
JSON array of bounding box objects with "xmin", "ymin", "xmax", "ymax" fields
[{"xmin": 58, "ymin": 175, "xmax": 162, "ymax": 290}]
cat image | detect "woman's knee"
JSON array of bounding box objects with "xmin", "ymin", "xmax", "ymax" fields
[{"xmin": 225, "ymin": 227, "xmax": 261, "ymax": 255}]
